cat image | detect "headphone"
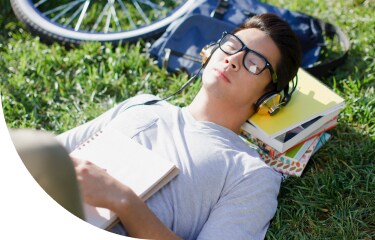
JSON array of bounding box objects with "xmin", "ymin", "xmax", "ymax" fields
[
  {"xmin": 200, "ymin": 41, "xmax": 298, "ymax": 116},
  {"xmin": 200, "ymin": 42, "xmax": 220, "ymax": 66},
  {"xmin": 254, "ymin": 79, "xmax": 296, "ymax": 116}
]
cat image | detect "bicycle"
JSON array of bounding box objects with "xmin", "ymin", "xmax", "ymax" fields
[{"xmin": 10, "ymin": 0, "xmax": 195, "ymax": 45}]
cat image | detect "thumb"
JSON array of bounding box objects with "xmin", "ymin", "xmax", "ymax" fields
[{"xmin": 70, "ymin": 156, "xmax": 81, "ymax": 167}]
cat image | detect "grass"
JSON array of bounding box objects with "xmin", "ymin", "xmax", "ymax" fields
[{"xmin": 1, "ymin": 0, "xmax": 374, "ymax": 239}]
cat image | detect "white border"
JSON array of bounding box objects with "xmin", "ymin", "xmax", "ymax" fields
[{"xmin": 0, "ymin": 96, "xmax": 132, "ymax": 239}]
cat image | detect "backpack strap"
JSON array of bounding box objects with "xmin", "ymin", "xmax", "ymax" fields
[
  {"xmin": 162, "ymin": 48, "xmax": 202, "ymax": 69},
  {"xmin": 306, "ymin": 19, "xmax": 350, "ymax": 78}
]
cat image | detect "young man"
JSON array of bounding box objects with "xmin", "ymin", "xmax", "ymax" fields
[{"xmin": 57, "ymin": 13, "xmax": 301, "ymax": 239}]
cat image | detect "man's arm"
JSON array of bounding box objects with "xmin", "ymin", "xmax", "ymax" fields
[
  {"xmin": 113, "ymin": 187, "xmax": 180, "ymax": 239},
  {"xmin": 72, "ymin": 158, "xmax": 182, "ymax": 240},
  {"xmin": 196, "ymin": 168, "xmax": 281, "ymax": 239}
]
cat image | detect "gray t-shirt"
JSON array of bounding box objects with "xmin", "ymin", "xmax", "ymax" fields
[{"xmin": 57, "ymin": 94, "xmax": 282, "ymax": 240}]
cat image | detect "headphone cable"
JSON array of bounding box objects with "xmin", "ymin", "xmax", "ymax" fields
[{"xmin": 124, "ymin": 65, "xmax": 205, "ymax": 110}]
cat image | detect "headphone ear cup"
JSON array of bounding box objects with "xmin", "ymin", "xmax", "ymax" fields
[
  {"xmin": 255, "ymin": 92, "xmax": 282, "ymax": 116},
  {"xmin": 200, "ymin": 43, "xmax": 219, "ymax": 65}
]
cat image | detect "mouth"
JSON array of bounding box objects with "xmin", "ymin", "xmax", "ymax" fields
[{"xmin": 214, "ymin": 68, "xmax": 231, "ymax": 83}]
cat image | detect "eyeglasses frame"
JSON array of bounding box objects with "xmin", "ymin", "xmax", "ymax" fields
[{"xmin": 219, "ymin": 32, "xmax": 278, "ymax": 83}]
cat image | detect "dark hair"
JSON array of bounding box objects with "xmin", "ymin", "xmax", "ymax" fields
[{"xmin": 233, "ymin": 13, "xmax": 302, "ymax": 92}]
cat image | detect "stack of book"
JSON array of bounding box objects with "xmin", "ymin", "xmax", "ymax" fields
[{"xmin": 240, "ymin": 69, "xmax": 345, "ymax": 177}]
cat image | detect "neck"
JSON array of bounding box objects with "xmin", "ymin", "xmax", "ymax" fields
[{"xmin": 187, "ymin": 89, "xmax": 255, "ymax": 134}]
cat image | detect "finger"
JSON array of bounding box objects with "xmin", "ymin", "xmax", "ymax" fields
[{"xmin": 70, "ymin": 156, "xmax": 81, "ymax": 167}]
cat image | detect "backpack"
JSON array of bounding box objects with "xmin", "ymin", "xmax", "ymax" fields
[{"xmin": 148, "ymin": 0, "xmax": 349, "ymax": 78}]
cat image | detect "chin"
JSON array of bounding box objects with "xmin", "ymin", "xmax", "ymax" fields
[
  {"xmin": 201, "ymin": 75, "xmax": 220, "ymax": 89},
  {"xmin": 202, "ymin": 84, "xmax": 230, "ymax": 101}
]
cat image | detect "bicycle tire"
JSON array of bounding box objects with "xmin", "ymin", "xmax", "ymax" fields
[{"xmin": 10, "ymin": 0, "xmax": 195, "ymax": 45}]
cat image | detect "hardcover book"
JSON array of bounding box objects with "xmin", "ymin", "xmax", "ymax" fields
[
  {"xmin": 247, "ymin": 68, "xmax": 344, "ymax": 138},
  {"xmin": 242, "ymin": 110, "xmax": 338, "ymax": 153},
  {"xmin": 241, "ymin": 132, "xmax": 331, "ymax": 177}
]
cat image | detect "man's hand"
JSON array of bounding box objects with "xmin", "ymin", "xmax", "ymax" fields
[
  {"xmin": 70, "ymin": 157, "xmax": 181, "ymax": 240},
  {"xmin": 71, "ymin": 157, "xmax": 132, "ymax": 211}
]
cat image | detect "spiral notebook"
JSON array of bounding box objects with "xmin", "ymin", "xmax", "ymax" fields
[{"xmin": 70, "ymin": 126, "xmax": 179, "ymax": 230}]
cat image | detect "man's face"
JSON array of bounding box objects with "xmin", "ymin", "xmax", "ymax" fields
[{"xmin": 201, "ymin": 28, "xmax": 281, "ymax": 111}]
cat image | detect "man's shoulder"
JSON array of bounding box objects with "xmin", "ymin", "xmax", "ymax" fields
[
  {"xmin": 129, "ymin": 94, "xmax": 177, "ymax": 109},
  {"xmin": 129, "ymin": 93, "xmax": 160, "ymax": 103},
  {"xmin": 209, "ymin": 135, "xmax": 282, "ymax": 184},
  {"xmin": 226, "ymin": 140, "xmax": 282, "ymax": 182},
  {"xmin": 123, "ymin": 94, "xmax": 180, "ymax": 126},
  {"xmin": 239, "ymin": 152, "xmax": 282, "ymax": 182}
]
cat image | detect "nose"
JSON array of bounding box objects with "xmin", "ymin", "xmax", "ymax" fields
[{"xmin": 224, "ymin": 51, "xmax": 244, "ymax": 71}]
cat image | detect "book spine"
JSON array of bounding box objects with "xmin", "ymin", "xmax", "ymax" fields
[
  {"xmin": 242, "ymin": 132, "xmax": 330, "ymax": 177},
  {"xmin": 241, "ymin": 114, "xmax": 338, "ymax": 153},
  {"xmin": 241, "ymin": 121, "xmax": 283, "ymax": 151},
  {"xmin": 240, "ymin": 130, "xmax": 280, "ymax": 158},
  {"xmin": 241, "ymin": 126, "xmax": 322, "ymax": 159}
]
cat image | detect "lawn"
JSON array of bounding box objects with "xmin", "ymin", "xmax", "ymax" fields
[{"xmin": 0, "ymin": 0, "xmax": 374, "ymax": 239}]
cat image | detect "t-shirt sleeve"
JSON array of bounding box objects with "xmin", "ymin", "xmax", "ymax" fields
[{"xmin": 197, "ymin": 167, "xmax": 281, "ymax": 240}]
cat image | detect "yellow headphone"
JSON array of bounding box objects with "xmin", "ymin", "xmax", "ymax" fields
[
  {"xmin": 200, "ymin": 42, "xmax": 297, "ymax": 116},
  {"xmin": 200, "ymin": 42, "xmax": 220, "ymax": 66},
  {"xmin": 254, "ymin": 86, "xmax": 294, "ymax": 116}
]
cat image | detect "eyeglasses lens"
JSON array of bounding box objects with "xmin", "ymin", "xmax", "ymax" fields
[{"xmin": 219, "ymin": 34, "xmax": 266, "ymax": 75}]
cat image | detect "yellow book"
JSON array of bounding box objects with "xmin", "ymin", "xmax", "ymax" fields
[{"xmin": 248, "ymin": 68, "xmax": 345, "ymax": 138}]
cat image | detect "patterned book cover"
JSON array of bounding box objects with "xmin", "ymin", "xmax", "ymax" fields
[
  {"xmin": 241, "ymin": 131, "xmax": 331, "ymax": 177},
  {"xmin": 240, "ymin": 129, "xmax": 315, "ymax": 160}
]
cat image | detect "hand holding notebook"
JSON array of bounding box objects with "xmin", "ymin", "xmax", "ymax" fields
[{"xmin": 69, "ymin": 125, "xmax": 179, "ymax": 229}]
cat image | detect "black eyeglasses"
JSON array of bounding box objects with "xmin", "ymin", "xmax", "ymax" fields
[{"xmin": 218, "ymin": 32, "xmax": 278, "ymax": 83}]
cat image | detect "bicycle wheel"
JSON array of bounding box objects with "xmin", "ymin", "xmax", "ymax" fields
[{"xmin": 10, "ymin": 0, "xmax": 195, "ymax": 45}]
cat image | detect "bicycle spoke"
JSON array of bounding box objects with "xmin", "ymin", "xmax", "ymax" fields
[
  {"xmin": 117, "ymin": 0, "xmax": 137, "ymax": 29},
  {"xmin": 109, "ymin": 1, "xmax": 122, "ymax": 31},
  {"xmin": 51, "ymin": 2, "xmax": 83, "ymax": 23},
  {"xmin": 74, "ymin": 0, "xmax": 91, "ymax": 31},
  {"xmin": 91, "ymin": 2, "xmax": 110, "ymax": 33},
  {"xmin": 131, "ymin": 0, "xmax": 150, "ymax": 25},
  {"xmin": 43, "ymin": 0, "xmax": 84, "ymax": 16},
  {"xmin": 26, "ymin": 0, "xmax": 188, "ymax": 36},
  {"xmin": 137, "ymin": 0, "xmax": 167, "ymax": 16},
  {"xmin": 104, "ymin": 1, "xmax": 113, "ymax": 33},
  {"xmin": 34, "ymin": 0, "xmax": 48, "ymax": 8},
  {"xmin": 64, "ymin": 3, "xmax": 84, "ymax": 28}
]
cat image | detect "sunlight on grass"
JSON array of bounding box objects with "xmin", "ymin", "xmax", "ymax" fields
[{"xmin": 0, "ymin": 0, "xmax": 374, "ymax": 239}]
